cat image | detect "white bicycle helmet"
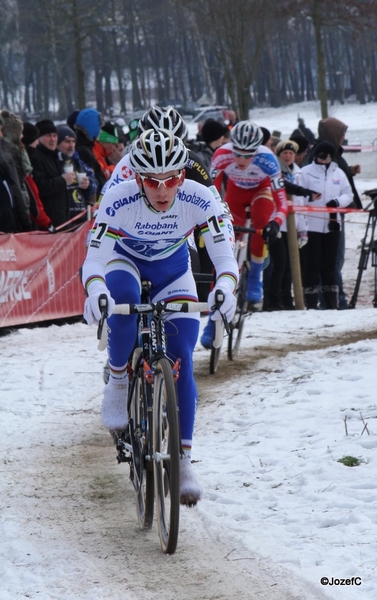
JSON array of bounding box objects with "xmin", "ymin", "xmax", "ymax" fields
[
  {"xmin": 230, "ymin": 120, "xmax": 264, "ymax": 152},
  {"xmin": 129, "ymin": 128, "xmax": 188, "ymax": 174},
  {"xmin": 138, "ymin": 105, "xmax": 188, "ymax": 142}
]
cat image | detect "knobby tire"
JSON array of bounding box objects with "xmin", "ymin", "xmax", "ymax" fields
[
  {"xmin": 152, "ymin": 357, "xmax": 180, "ymax": 554},
  {"xmin": 129, "ymin": 347, "xmax": 154, "ymax": 529},
  {"xmin": 228, "ymin": 263, "xmax": 249, "ymax": 360}
]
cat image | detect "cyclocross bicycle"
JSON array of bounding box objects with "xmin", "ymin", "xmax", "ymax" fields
[
  {"xmin": 228, "ymin": 221, "xmax": 256, "ymax": 360},
  {"xmin": 97, "ymin": 284, "xmax": 209, "ymax": 554}
]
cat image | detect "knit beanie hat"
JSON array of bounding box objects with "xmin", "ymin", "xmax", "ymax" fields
[
  {"xmin": 75, "ymin": 108, "xmax": 101, "ymax": 141},
  {"xmin": 275, "ymin": 139, "xmax": 299, "ymax": 156},
  {"xmin": 313, "ymin": 141, "xmax": 336, "ymax": 160},
  {"xmin": 98, "ymin": 121, "xmax": 118, "ymax": 143},
  {"xmin": 1, "ymin": 110, "xmax": 23, "ymax": 144},
  {"xmin": 21, "ymin": 122, "xmax": 40, "ymax": 146},
  {"xmin": 201, "ymin": 119, "xmax": 229, "ymax": 144},
  {"xmin": 36, "ymin": 119, "xmax": 57, "ymax": 137},
  {"xmin": 66, "ymin": 109, "xmax": 80, "ymax": 130},
  {"xmin": 289, "ymin": 134, "xmax": 309, "ymax": 154},
  {"xmin": 56, "ymin": 124, "xmax": 77, "ymax": 145}
]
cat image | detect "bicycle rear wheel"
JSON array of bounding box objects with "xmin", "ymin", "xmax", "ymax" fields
[
  {"xmin": 152, "ymin": 357, "xmax": 180, "ymax": 554},
  {"xmin": 129, "ymin": 348, "xmax": 154, "ymax": 529},
  {"xmin": 228, "ymin": 263, "xmax": 249, "ymax": 360}
]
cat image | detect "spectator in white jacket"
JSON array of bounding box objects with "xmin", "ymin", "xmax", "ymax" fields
[{"xmin": 300, "ymin": 142, "xmax": 353, "ymax": 310}]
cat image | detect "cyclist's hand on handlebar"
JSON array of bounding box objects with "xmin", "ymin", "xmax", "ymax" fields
[
  {"xmin": 208, "ymin": 287, "xmax": 236, "ymax": 323},
  {"xmin": 83, "ymin": 286, "xmax": 115, "ymax": 325},
  {"xmin": 262, "ymin": 220, "xmax": 280, "ymax": 245}
]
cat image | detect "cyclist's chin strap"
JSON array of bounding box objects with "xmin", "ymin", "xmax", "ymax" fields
[{"xmin": 141, "ymin": 187, "xmax": 159, "ymax": 213}]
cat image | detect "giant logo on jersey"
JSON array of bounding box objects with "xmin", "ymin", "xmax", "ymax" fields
[{"xmin": 105, "ymin": 193, "xmax": 141, "ymax": 216}]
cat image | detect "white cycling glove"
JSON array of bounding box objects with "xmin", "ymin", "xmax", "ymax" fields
[
  {"xmin": 207, "ymin": 287, "xmax": 237, "ymax": 322},
  {"xmin": 83, "ymin": 281, "xmax": 115, "ymax": 325}
]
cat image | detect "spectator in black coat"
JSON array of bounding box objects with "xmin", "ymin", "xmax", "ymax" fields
[{"xmin": 31, "ymin": 119, "xmax": 73, "ymax": 228}]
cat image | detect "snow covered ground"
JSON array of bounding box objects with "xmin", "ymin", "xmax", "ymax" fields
[{"xmin": 1, "ymin": 101, "xmax": 377, "ymax": 599}]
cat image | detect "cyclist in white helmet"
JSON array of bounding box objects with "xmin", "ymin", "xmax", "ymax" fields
[
  {"xmin": 82, "ymin": 129, "xmax": 238, "ymax": 506},
  {"xmin": 208, "ymin": 119, "xmax": 288, "ymax": 321}
]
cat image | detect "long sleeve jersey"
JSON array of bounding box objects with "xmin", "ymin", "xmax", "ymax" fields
[
  {"xmin": 82, "ymin": 177, "xmax": 238, "ymax": 294},
  {"xmin": 211, "ymin": 142, "xmax": 288, "ymax": 226}
]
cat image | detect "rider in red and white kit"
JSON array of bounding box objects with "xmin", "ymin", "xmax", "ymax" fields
[{"xmin": 211, "ymin": 121, "xmax": 288, "ymax": 303}]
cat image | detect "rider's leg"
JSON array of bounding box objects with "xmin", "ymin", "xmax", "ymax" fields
[
  {"xmin": 247, "ymin": 186, "xmax": 275, "ymax": 303},
  {"xmin": 102, "ymin": 263, "xmax": 140, "ymax": 431}
]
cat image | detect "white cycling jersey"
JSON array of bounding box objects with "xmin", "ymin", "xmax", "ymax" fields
[{"xmin": 82, "ymin": 177, "xmax": 238, "ymax": 293}]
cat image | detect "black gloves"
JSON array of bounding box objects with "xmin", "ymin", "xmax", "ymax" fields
[
  {"xmin": 326, "ymin": 200, "xmax": 340, "ymax": 232},
  {"xmin": 262, "ymin": 220, "xmax": 280, "ymax": 245},
  {"xmin": 47, "ymin": 224, "xmax": 57, "ymax": 233}
]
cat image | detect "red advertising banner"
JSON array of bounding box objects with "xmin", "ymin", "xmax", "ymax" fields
[{"xmin": 0, "ymin": 221, "xmax": 92, "ymax": 327}]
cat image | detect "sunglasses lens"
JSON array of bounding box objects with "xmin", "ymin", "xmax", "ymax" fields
[
  {"xmin": 234, "ymin": 151, "xmax": 254, "ymax": 158},
  {"xmin": 164, "ymin": 176, "xmax": 179, "ymax": 188},
  {"xmin": 142, "ymin": 178, "xmax": 160, "ymax": 189},
  {"xmin": 141, "ymin": 175, "xmax": 180, "ymax": 189}
]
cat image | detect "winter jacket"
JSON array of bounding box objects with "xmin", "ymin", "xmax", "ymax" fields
[
  {"xmin": 307, "ymin": 117, "xmax": 362, "ymax": 208},
  {"xmin": 75, "ymin": 129, "xmax": 105, "ymax": 196},
  {"xmin": 278, "ymin": 161, "xmax": 307, "ymax": 235},
  {"xmin": 0, "ymin": 137, "xmax": 33, "ymax": 231},
  {"xmin": 93, "ymin": 141, "xmax": 115, "ymax": 181},
  {"xmin": 30, "ymin": 142, "xmax": 70, "ymax": 227},
  {"xmin": 300, "ymin": 161, "xmax": 353, "ymax": 233},
  {"xmin": 186, "ymin": 140, "xmax": 214, "ymax": 173}
]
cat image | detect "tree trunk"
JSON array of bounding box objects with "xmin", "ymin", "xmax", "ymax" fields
[
  {"xmin": 72, "ymin": 0, "xmax": 86, "ymax": 108},
  {"xmin": 312, "ymin": 1, "xmax": 328, "ymax": 118}
]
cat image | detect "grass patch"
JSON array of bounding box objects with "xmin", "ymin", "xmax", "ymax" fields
[{"xmin": 337, "ymin": 455, "xmax": 362, "ymax": 467}]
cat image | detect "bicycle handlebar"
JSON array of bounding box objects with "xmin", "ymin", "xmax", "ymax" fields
[
  {"xmin": 233, "ymin": 225, "xmax": 258, "ymax": 234},
  {"xmin": 112, "ymin": 301, "xmax": 209, "ymax": 315},
  {"xmin": 97, "ymin": 296, "xmax": 228, "ymax": 352}
]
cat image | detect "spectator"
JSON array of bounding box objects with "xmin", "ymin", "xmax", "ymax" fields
[
  {"xmin": 264, "ymin": 139, "xmax": 314, "ymax": 310},
  {"xmin": 20, "ymin": 121, "xmax": 55, "ymax": 232},
  {"xmin": 187, "ymin": 119, "xmax": 228, "ymax": 173},
  {"xmin": 300, "ymin": 142, "xmax": 353, "ymax": 310},
  {"xmin": 0, "ymin": 110, "xmax": 33, "ymax": 231},
  {"xmin": 290, "ymin": 117, "xmax": 315, "ymax": 145},
  {"xmin": 30, "ymin": 119, "xmax": 72, "ymax": 228},
  {"xmin": 107, "ymin": 126, "xmax": 127, "ymax": 165},
  {"xmin": 74, "ymin": 108, "xmax": 104, "ymax": 196},
  {"xmin": 93, "ymin": 121, "xmax": 119, "ymax": 180},
  {"xmin": 290, "ymin": 134, "xmax": 310, "ymax": 167},
  {"xmin": 0, "ymin": 117, "xmax": 21, "ymax": 233},
  {"xmin": 56, "ymin": 124, "xmax": 97, "ymax": 220},
  {"xmin": 307, "ymin": 117, "xmax": 362, "ymax": 309}
]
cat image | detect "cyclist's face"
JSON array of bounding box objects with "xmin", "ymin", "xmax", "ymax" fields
[
  {"xmin": 233, "ymin": 154, "xmax": 254, "ymax": 170},
  {"xmin": 136, "ymin": 170, "xmax": 185, "ymax": 212}
]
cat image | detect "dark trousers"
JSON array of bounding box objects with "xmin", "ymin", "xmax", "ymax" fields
[{"xmin": 301, "ymin": 231, "xmax": 340, "ymax": 309}]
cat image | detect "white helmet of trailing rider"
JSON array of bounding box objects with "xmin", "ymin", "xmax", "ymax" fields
[
  {"xmin": 138, "ymin": 105, "xmax": 188, "ymax": 142},
  {"xmin": 129, "ymin": 128, "xmax": 188, "ymax": 174},
  {"xmin": 230, "ymin": 120, "xmax": 264, "ymax": 152}
]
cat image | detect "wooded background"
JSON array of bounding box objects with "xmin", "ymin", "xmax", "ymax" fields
[{"xmin": 1, "ymin": 0, "xmax": 377, "ymax": 120}]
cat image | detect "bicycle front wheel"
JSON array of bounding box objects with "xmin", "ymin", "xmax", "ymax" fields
[
  {"xmin": 152, "ymin": 357, "xmax": 180, "ymax": 554},
  {"xmin": 129, "ymin": 347, "xmax": 154, "ymax": 530},
  {"xmin": 209, "ymin": 344, "xmax": 221, "ymax": 374},
  {"xmin": 228, "ymin": 263, "xmax": 249, "ymax": 360}
]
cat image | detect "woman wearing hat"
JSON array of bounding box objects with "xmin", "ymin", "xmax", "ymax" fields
[
  {"xmin": 263, "ymin": 139, "xmax": 314, "ymax": 310},
  {"xmin": 299, "ymin": 142, "xmax": 353, "ymax": 309}
]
